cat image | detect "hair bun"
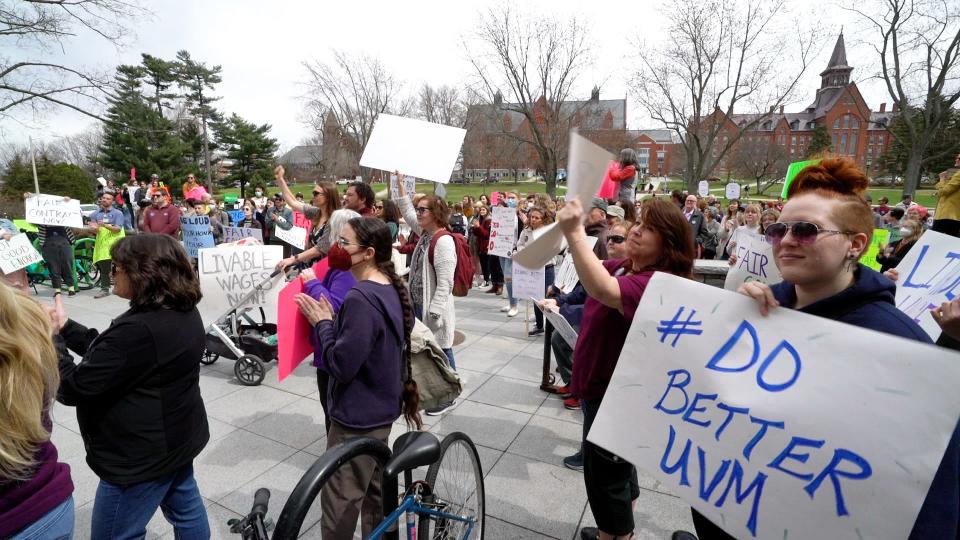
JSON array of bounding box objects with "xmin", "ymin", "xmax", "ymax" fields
[{"xmin": 788, "ymin": 157, "xmax": 869, "ymax": 198}]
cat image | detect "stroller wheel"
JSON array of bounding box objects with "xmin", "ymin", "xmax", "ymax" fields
[
  {"xmin": 200, "ymin": 349, "xmax": 219, "ymax": 365},
  {"xmin": 235, "ymin": 354, "xmax": 266, "ymax": 386}
]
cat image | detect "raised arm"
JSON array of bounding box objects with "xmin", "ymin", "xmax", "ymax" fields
[
  {"xmin": 393, "ymin": 175, "xmax": 422, "ymax": 236},
  {"xmin": 274, "ymin": 165, "xmax": 306, "ymax": 213},
  {"xmin": 557, "ymin": 199, "xmax": 623, "ymax": 312}
]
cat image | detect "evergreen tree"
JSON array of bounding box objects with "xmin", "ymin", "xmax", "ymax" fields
[
  {"xmin": 215, "ymin": 114, "xmax": 278, "ymax": 198},
  {"xmin": 175, "ymin": 50, "xmax": 222, "ymax": 192},
  {"xmin": 806, "ymin": 125, "xmax": 832, "ymax": 158},
  {"xmin": 140, "ymin": 54, "xmax": 178, "ymax": 117},
  {"xmin": 881, "ymin": 103, "xmax": 960, "ymax": 183},
  {"xmin": 3, "ymin": 155, "xmax": 95, "ymax": 203},
  {"xmin": 97, "ymin": 65, "xmax": 185, "ymax": 184}
]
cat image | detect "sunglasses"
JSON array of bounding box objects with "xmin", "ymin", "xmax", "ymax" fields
[
  {"xmin": 764, "ymin": 221, "xmax": 848, "ymax": 246},
  {"xmin": 415, "ymin": 206, "xmax": 431, "ymax": 215},
  {"xmin": 312, "ymin": 190, "xmax": 322, "ymax": 196},
  {"xmin": 607, "ymin": 235, "xmax": 626, "ymax": 244},
  {"xmin": 375, "ymin": 204, "xmax": 384, "ymax": 209}
]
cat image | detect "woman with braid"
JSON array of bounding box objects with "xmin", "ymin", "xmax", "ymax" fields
[{"xmin": 294, "ymin": 216, "xmax": 419, "ymax": 540}]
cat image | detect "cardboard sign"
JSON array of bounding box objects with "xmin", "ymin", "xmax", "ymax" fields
[
  {"xmin": 781, "ymin": 159, "xmax": 820, "ymax": 199},
  {"xmin": 227, "ymin": 210, "xmax": 246, "ymax": 224},
  {"xmin": 25, "ymin": 194, "xmax": 83, "ymax": 228},
  {"xmin": 389, "ymin": 175, "xmax": 418, "ymax": 200},
  {"xmin": 180, "ymin": 215, "xmax": 215, "ymax": 258},
  {"xmin": 0, "ymin": 234, "xmax": 43, "ymax": 273},
  {"xmin": 488, "ymin": 207, "xmax": 518, "ymax": 258},
  {"xmin": 698, "ymin": 180, "xmax": 710, "ymax": 197},
  {"xmin": 514, "ymin": 131, "xmax": 610, "ymax": 268},
  {"xmin": 553, "ymin": 237, "xmax": 599, "ymax": 293},
  {"xmin": 359, "ymin": 114, "xmax": 466, "ymax": 184},
  {"xmin": 490, "ymin": 192, "xmax": 500, "ymax": 206},
  {"xmin": 273, "ymin": 225, "xmax": 307, "ymax": 250},
  {"xmin": 512, "ymin": 263, "xmax": 545, "ymax": 300},
  {"xmin": 589, "ymin": 272, "xmax": 960, "ymax": 539},
  {"xmin": 276, "ymin": 277, "xmax": 313, "ymax": 382},
  {"xmin": 223, "ymin": 226, "xmax": 263, "ymax": 244},
  {"xmin": 293, "ymin": 211, "xmax": 311, "ymax": 230},
  {"xmin": 543, "ymin": 308, "xmax": 578, "ymax": 348},
  {"xmin": 861, "ymin": 228, "xmax": 890, "ymax": 271},
  {"xmin": 893, "ymin": 230, "xmax": 960, "ymax": 340},
  {"xmin": 725, "ymin": 182, "xmax": 741, "ymax": 200},
  {"xmin": 196, "ymin": 244, "xmax": 285, "ymax": 327},
  {"xmin": 127, "ymin": 186, "xmax": 139, "ymax": 204},
  {"xmin": 723, "ymin": 232, "xmax": 783, "ymax": 291}
]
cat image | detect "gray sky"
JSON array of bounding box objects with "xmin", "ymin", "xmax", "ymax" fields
[{"xmin": 2, "ymin": 0, "xmax": 893, "ymax": 152}]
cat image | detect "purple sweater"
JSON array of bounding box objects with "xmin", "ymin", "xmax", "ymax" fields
[
  {"xmin": 0, "ymin": 413, "xmax": 73, "ymax": 537},
  {"xmin": 314, "ymin": 280, "xmax": 410, "ymax": 430},
  {"xmin": 304, "ymin": 269, "xmax": 356, "ymax": 370}
]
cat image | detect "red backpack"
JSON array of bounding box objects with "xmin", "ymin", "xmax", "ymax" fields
[{"xmin": 429, "ymin": 228, "xmax": 475, "ymax": 297}]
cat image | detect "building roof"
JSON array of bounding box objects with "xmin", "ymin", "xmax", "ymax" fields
[
  {"xmin": 868, "ymin": 111, "xmax": 895, "ymax": 130},
  {"xmin": 804, "ymin": 86, "xmax": 846, "ymax": 118},
  {"xmin": 279, "ymin": 145, "xmax": 322, "ymax": 166},
  {"xmin": 628, "ymin": 129, "xmax": 677, "ymax": 143},
  {"xmin": 467, "ymin": 94, "xmax": 626, "ymax": 133},
  {"xmin": 821, "ymin": 33, "xmax": 852, "ymax": 75}
]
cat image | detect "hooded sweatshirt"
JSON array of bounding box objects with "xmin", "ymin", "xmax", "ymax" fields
[
  {"xmin": 772, "ymin": 265, "xmax": 959, "ymax": 539},
  {"xmin": 314, "ymin": 280, "xmax": 411, "ymax": 430}
]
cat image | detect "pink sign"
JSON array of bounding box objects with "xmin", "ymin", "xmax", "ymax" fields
[
  {"xmin": 490, "ymin": 192, "xmax": 500, "ymax": 206},
  {"xmin": 294, "ymin": 211, "xmax": 311, "ymax": 230},
  {"xmin": 311, "ymin": 257, "xmax": 329, "ymax": 282},
  {"xmin": 186, "ymin": 186, "xmax": 208, "ymax": 200},
  {"xmin": 276, "ymin": 278, "xmax": 313, "ymax": 382}
]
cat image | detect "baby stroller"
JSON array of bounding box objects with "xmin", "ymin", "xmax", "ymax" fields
[{"xmin": 201, "ymin": 270, "xmax": 282, "ymax": 386}]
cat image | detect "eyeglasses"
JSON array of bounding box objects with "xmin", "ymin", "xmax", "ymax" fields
[
  {"xmin": 764, "ymin": 221, "xmax": 849, "ymax": 246},
  {"xmin": 336, "ymin": 238, "xmax": 367, "ymax": 248},
  {"xmin": 607, "ymin": 235, "xmax": 626, "ymax": 244},
  {"xmin": 415, "ymin": 206, "xmax": 431, "ymax": 215},
  {"xmin": 312, "ymin": 190, "xmax": 322, "ymax": 197},
  {"xmin": 375, "ymin": 204, "xmax": 384, "ymax": 209}
]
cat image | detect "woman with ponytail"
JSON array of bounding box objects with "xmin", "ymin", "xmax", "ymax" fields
[
  {"xmin": 294, "ymin": 216, "xmax": 419, "ymax": 540},
  {"xmin": 713, "ymin": 157, "xmax": 957, "ymax": 539}
]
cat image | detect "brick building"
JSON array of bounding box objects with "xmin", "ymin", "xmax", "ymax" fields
[{"xmin": 706, "ymin": 33, "xmax": 894, "ymax": 175}]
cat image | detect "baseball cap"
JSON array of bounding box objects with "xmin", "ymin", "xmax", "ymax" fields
[
  {"xmin": 606, "ymin": 205, "xmax": 625, "ymax": 220},
  {"xmin": 590, "ymin": 198, "xmax": 608, "ymax": 213}
]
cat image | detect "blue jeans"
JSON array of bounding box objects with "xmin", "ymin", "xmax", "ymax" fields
[
  {"xmin": 416, "ymin": 303, "xmax": 457, "ymax": 371},
  {"xmin": 92, "ymin": 464, "xmax": 209, "ymax": 540},
  {"xmin": 11, "ymin": 496, "xmax": 74, "ymax": 540},
  {"xmin": 443, "ymin": 348, "xmax": 456, "ymax": 370},
  {"xmin": 499, "ymin": 256, "xmax": 517, "ymax": 307}
]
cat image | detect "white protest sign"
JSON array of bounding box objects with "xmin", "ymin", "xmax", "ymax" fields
[
  {"xmin": 127, "ymin": 186, "xmax": 139, "ymax": 204},
  {"xmin": 273, "ymin": 225, "xmax": 307, "ymax": 250},
  {"xmin": 589, "ymin": 272, "xmax": 960, "ymax": 540},
  {"xmin": 514, "ymin": 131, "xmax": 611, "ymax": 268},
  {"xmin": 25, "ymin": 194, "xmax": 83, "ymax": 228},
  {"xmin": 723, "ymin": 232, "xmax": 782, "ymax": 291},
  {"xmin": 223, "ymin": 226, "xmax": 263, "ymax": 244},
  {"xmin": 725, "ymin": 182, "xmax": 741, "ymax": 200},
  {"xmin": 543, "ymin": 308, "xmax": 578, "ymax": 348},
  {"xmin": 488, "ymin": 207, "xmax": 518, "ymax": 258},
  {"xmin": 553, "ymin": 236, "xmax": 599, "ymax": 293},
  {"xmin": 512, "ymin": 263, "xmax": 545, "ymax": 300},
  {"xmin": 197, "ymin": 244, "xmax": 285, "ymax": 327},
  {"xmin": 360, "ymin": 114, "xmax": 466, "ymax": 184},
  {"xmin": 698, "ymin": 180, "xmax": 710, "ymax": 197},
  {"xmin": 0, "ymin": 234, "xmax": 43, "ymax": 273},
  {"xmin": 389, "ymin": 175, "xmax": 417, "ymax": 200},
  {"xmin": 180, "ymin": 215, "xmax": 215, "ymax": 258},
  {"xmin": 893, "ymin": 229, "xmax": 960, "ymax": 340}
]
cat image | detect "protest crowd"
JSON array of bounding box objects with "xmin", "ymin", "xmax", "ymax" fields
[{"xmin": 4, "ymin": 144, "xmax": 960, "ymax": 540}]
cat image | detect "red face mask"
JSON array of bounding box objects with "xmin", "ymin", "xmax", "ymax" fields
[{"xmin": 327, "ymin": 242, "xmax": 355, "ymax": 271}]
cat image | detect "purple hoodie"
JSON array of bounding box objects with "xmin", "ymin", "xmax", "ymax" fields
[{"xmin": 304, "ymin": 268, "xmax": 356, "ymax": 370}]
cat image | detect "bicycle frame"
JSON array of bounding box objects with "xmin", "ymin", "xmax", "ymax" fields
[{"xmin": 365, "ymin": 493, "xmax": 477, "ymax": 540}]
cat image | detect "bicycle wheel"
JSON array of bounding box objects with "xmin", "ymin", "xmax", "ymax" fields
[
  {"xmin": 75, "ymin": 254, "xmax": 97, "ymax": 290},
  {"xmin": 419, "ymin": 432, "xmax": 485, "ymax": 540}
]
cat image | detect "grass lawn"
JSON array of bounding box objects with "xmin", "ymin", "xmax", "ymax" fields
[{"xmin": 212, "ymin": 179, "xmax": 937, "ymax": 209}]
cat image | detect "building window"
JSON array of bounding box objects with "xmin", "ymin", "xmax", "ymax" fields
[
  {"xmin": 638, "ymin": 148, "xmax": 650, "ymax": 169},
  {"xmin": 832, "ymin": 134, "xmax": 837, "ymax": 150},
  {"xmin": 843, "ymin": 114, "xmax": 850, "ymax": 129},
  {"xmin": 850, "ymin": 133, "xmax": 857, "ymax": 155},
  {"xmin": 852, "ymin": 117, "xmax": 859, "ymax": 129},
  {"xmin": 791, "ymin": 135, "xmax": 797, "ymax": 146},
  {"xmin": 840, "ymin": 133, "xmax": 848, "ymax": 154},
  {"xmin": 834, "ymin": 119, "xmax": 840, "ymax": 129}
]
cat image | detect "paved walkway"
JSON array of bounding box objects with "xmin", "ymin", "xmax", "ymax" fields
[{"xmin": 51, "ymin": 285, "xmax": 694, "ymax": 539}]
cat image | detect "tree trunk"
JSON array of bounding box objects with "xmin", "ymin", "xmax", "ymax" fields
[
  {"xmin": 544, "ymin": 158, "xmax": 557, "ymax": 198},
  {"xmin": 201, "ymin": 115, "xmax": 213, "ymax": 193},
  {"xmin": 903, "ymin": 152, "xmax": 923, "ymax": 197}
]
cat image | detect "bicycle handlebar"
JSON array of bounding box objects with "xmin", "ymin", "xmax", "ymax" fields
[{"xmin": 251, "ymin": 488, "xmax": 270, "ymax": 517}]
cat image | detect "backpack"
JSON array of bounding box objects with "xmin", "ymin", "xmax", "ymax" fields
[
  {"xmin": 428, "ymin": 228, "xmax": 475, "ymax": 297},
  {"xmin": 449, "ymin": 213, "xmax": 467, "ymax": 236}
]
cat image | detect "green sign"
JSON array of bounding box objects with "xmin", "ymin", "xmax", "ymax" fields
[
  {"xmin": 781, "ymin": 159, "xmax": 821, "ymax": 199},
  {"xmin": 13, "ymin": 219, "xmax": 37, "ymax": 233},
  {"xmin": 861, "ymin": 228, "xmax": 890, "ymax": 271},
  {"xmin": 224, "ymin": 194, "xmax": 238, "ymax": 204}
]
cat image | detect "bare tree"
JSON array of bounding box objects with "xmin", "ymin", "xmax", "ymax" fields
[
  {"xmin": 0, "ymin": 0, "xmax": 147, "ymax": 122},
  {"xmin": 633, "ymin": 0, "xmax": 820, "ymax": 192},
  {"xmin": 417, "ymin": 84, "xmax": 468, "ymax": 127},
  {"xmin": 730, "ymin": 137, "xmax": 789, "ymax": 194},
  {"xmin": 465, "ymin": 5, "xmax": 592, "ymax": 196},
  {"xmin": 849, "ymin": 0, "xmax": 960, "ymax": 196},
  {"xmin": 303, "ymin": 51, "xmax": 409, "ymax": 179}
]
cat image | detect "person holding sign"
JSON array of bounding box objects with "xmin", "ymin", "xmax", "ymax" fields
[
  {"xmin": 876, "ymin": 219, "xmax": 923, "ymax": 273},
  {"xmin": 517, "ymin": 206, "xmax": 556, "ymax": 336},
  {"xmin": 88, "ymin": 192, "xmax": 125, "ymax": 299},
  {"xmin": 236, "ymin": 201, "xmax": 263, "ymax": 232},
  {"xmin": 52, "ymin": 234, "xmax": 211, "ymax": 539},
  {"xmin": 728, "ymin": 157, "xmax": 955, "ymax": 539},
  {"xmin": 265, "ymin": 194, "xmax": 295, "ymax": 258},
  {"xmin": 292, "ymin": 217, "xmax": 420, "ymax": 539},
  {"xmin": 558, "ymin": 197, "xmax": 695, "ymax": 540},
  {"xmin": 274, "ymin": 166, "xmax": 341, "ymax": 268}
]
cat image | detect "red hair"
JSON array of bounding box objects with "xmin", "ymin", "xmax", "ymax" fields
[{"xmin": 787, "ymin": 156, "xmax": 874, "ymax": 244}]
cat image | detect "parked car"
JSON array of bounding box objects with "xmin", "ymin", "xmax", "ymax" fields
[{"xmin": 335, "ymin": 178, "xmax": 349, "ymax": 185}]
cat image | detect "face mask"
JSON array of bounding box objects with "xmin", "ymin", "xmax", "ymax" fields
[
  {"xmin": 327, "ymin": 242, "xmax": 356, "ymax": 271},
  {"xmin": 526, "ymin": 202, "xmax": 534, "ymax": 210},
  {"xmin": 255, "ymin": 191, "xmax": 263, "ymax": 196},
  {"xmin": 899, "ymin": 227, "xmax": 913, "ymax": 236},
  {"xmin": 506, "ymin": 199, "xmax": 517, "ymax": 208}
]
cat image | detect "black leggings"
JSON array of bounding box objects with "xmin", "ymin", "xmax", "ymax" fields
[
  {"xmin": 490, "ymin": 255, "xmax": 504, "ymax": 285},
  {"xmin": 478, "ymin": 252, "xmax": 491, "ymax": 282},
  {"xmin": 96, "ymin": 260, "xmax": 112, "ymax": 291},
  {"xmin": 583, "ymin": 398, "xmax": 640, "ymax": 536},
  {"xmin": 42, "ymin": 236, "xmax": 74, "ymax": 290}
]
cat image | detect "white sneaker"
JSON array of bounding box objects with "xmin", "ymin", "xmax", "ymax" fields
[
  {"xmin": 500, "ymin": 305, "xmax": 511, "ymax": 312},
  {"xmin": 507, "ymin": 307, "xmax": 518, "ymax": 317}
]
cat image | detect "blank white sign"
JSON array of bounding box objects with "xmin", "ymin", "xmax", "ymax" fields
[{"xmin": 360, "ymin": 114, "xmax": 466, "ymax": 184}]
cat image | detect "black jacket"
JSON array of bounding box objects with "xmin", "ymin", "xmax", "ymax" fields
[
  {"xmin": 685, "ymin": 209, "xmax": 709, "ymax": 248},
  {"xmin": 55, "ymin": 306, "xmax": 209, "ymax": 485}
]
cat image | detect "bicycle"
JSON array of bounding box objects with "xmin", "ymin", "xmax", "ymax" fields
[
  {"xmin": 230, "ymin": 431, "xmax": 485, "ymax": 540},
  {"xmin": 25, "ymin": 235, "xmax": 99, "ymax": 291}
]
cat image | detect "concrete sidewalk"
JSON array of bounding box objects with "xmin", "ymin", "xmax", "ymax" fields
[{"xmin": 51, "ymin": 285, "xmax": 693, "ymax": 539}]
